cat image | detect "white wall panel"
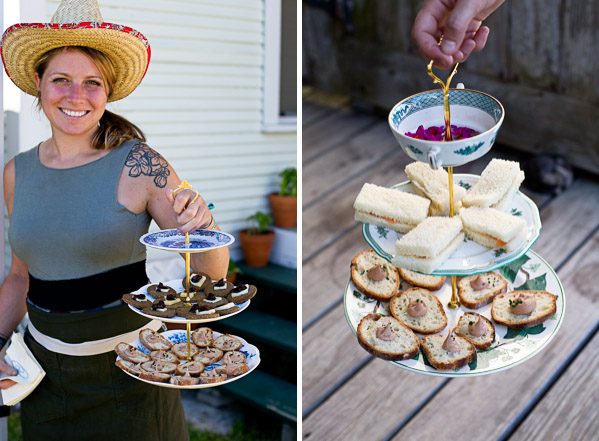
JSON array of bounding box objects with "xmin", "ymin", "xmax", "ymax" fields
[{"xmin": 16, "ymin": 0, "xmax": 298, "ymax": 277}]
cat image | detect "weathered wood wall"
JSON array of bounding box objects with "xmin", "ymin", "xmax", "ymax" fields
[{"xmin": 303, "ymin": 0, "xmax": 599, "ymax": 175}]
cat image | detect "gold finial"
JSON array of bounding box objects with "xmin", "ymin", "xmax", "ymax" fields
[{"xmin": 173, "ymin": 179, "xmax": 199, "ymax": 205}]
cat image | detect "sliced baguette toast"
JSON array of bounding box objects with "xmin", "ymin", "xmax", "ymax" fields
[
  {"xmin": 213, "ymin": 334, "xmax": 242, "ymax": 352},
  {"xmin": 192, "ymin": 327, "xmax": 213, "ymax": 347},
  {"xmin": 457, "ymin": 272, "xmax": 507, "ymax": 309},
  {"xmin": 492, "ymin": 290, "xmax": 557, "ymax": 329},
  {"xmin": 139, "ymin": 328, "xmax": 172, "ymax": 351},
  {"xmin": 454, "ymin": 312, "xmax": 495, "ymax": 350},
  {"xmin": 389, "ymin": 288, "xmax": 447, "ymax": 334},
  {"xmin": 351, "ymin": 250, "xmax": 400, "ymax": 301},
  {"xmin": 398, "ymin": 268, "xmax": 446, "ymax": 291},
  {"xmin": 420, "ymin": 334, "xmax": 476, "ymax": 370},
  {"xmin": 115, "ymin": 342, "xmax": 150, "ymax": 364},
  {"xmin": 356, "ymin": 314, "xmax": 419, "ymax": 361}
]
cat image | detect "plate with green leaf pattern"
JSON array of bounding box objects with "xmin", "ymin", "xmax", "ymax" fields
[
  {"xmin": 344, "ymin": 250, "xmax": 565, "ymax": 377},
  {"xmin": 362, "ymin": 174, "xmax": 542, "ymax": 276}
]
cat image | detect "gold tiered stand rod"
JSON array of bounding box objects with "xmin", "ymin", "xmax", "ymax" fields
[
  {"xmin": 427, "ymin": 58, "xmax": 460, "ymax": 309},
  {"xmin": 174, "ymin": 180, "xmax": 200, "ymax": 361}
]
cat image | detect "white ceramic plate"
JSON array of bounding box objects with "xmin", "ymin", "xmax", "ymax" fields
[
  {"xmin": 116, "ymin": 330, "xmax": 260, "ymax": 389},
  {"xmin": 344, "ymin": 250, "xmax": 565, "ymax": 377},
  {"xmin": 362, "ymin": 174, "xmax": 542, "ymax": 276},
  {"xmin": 140, "ymin": 229, "xmax": 235, "ymax": 253},
  {"xmin": 127, "ymin": 279, "xmax": 250, "ymax": 324}
]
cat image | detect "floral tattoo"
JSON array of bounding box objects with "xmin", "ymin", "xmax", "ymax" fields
[{"xmin": 125, "ymin": 143, "xmax": 170, "ymax": 188}]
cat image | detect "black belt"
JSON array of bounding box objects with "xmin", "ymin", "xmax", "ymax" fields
[
  {"xmin": 28, "ymin": 260, "xmax": 148, "ymax": 312},
  {"xmin": 26, "ymin": 260, "xmax": 153, "ymax": 343}
]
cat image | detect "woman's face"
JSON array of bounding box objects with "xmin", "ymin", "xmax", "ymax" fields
[{"xmin": 34, "ymin": 48, "xmax": 108, "ymax": 140}]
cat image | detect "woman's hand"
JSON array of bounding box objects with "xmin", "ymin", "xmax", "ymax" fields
[
  {"xmin": 411, "ymin": 0, "xmax": 505, "ymax": 69},
  {"xmin": 165, "ymin": 187, "xmax": 213, "ymax": 234},
  {"xmin": 0, "ymin": 360, "xmax": 18, "ymax": 390}
]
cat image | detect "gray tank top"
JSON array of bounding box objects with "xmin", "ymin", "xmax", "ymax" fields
[{"xmin": 8, "ymin": 140, "xmax": 152, "ymax": 280}]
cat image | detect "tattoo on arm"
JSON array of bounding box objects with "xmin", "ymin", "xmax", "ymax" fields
[{"xmin": 125, "ymin": 143, "xmax": 171, "ymax": 188}]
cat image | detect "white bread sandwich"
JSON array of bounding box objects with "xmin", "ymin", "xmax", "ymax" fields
[
  {"xmin": 353, "ymin": 182, "xmax": 430, "ymax": 233},
  {"xmin": 356, "ymin": 314, "xmax": 419, "ymax": 361},
  {"xmin": 462, "ymin": 158, "xmax": 525, "ymax": 211},
  {"xmin": 393, "ymin": 216, "xmax": 465, "ymax": 274},
  {"xmin": 454, "ymin": 312, "xmax": 495, "ymax": 350},
  {"xmin": 420, "ymin": 333, "xmax": 476, "ymax": 370},
  {"xmin": 457, "ymin": 272, "xmax": 508, "ymax": 309},
  {"xmin": 398, "ymin": 268, "xmax": 446, "ymax": 291},
  {"xmin": 460, "ymin": 207, "xmax": 527, "ymax": 252},
  {"xmin": 492, "ymin": 290, "xmax": 557, "ymax": 329},
  {"xmin": 389, "ymin": 287, "xmax": 447, "ymax": 334},
  {"xmin": 405, "ymin": 161, "xmax": 467, "ymax": 215},
  {"xmin": 351, "ymin": 250, "xmax": 400, "ymax": 302}
]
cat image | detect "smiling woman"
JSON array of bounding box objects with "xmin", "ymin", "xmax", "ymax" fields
[{"xmin": 0, "ymin": 0, "xmax": 228, "ymax": 439}]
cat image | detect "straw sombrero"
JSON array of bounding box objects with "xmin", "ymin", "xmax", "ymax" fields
[{"xmin": 1, "ymin": 0, "xmax": 151, "ymax": 102}]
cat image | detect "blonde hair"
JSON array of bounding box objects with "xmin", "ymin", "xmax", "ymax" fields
[{"xmin": 34, "ymin": 46, "xmax": 146, "ymax": 150}]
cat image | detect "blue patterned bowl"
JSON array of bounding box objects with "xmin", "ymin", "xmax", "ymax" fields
[{"xmin": 388, "ymin": 89, "xmax": 504, "ymax": 168}]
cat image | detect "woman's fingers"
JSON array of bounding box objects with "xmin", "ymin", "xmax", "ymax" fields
[{"xmin": 0, "ymin": 379, "xmax": 17, "ymax": 390}]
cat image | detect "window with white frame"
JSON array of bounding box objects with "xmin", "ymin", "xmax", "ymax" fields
[{"xmin": 263, "ymin": 0, "xmax": 297, "ymax": 132}]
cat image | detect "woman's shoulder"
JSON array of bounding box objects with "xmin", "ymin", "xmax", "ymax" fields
[{"xmin": 121, "ymin": 140, "xmax": 172, "ymax": 189}]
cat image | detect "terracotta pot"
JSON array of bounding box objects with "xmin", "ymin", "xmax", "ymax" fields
[
  {"xmin": 239, "ymin": 228, "xmax": 276, "ymax": 267},
  {"xmin": 269, "ymin": 193, "xmax": 297, "ymax": 228}
]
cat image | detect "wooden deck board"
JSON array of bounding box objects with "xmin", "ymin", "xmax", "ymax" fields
[
  {"xmin": 510, "ymin": 321, "xmax": 599, "ymax": 441},
  {"xmin": 303, "ymin": 108, "xmax": 379, "ymax": 163},
  {"xmin": 303, "ymin": 122, "xmax": 399, "ymax": 205},
  {"xmin": 303, "ymin": 358, "xmax": 445, "ymax": 441},
  {"xmin": 390, "ymin": 230, "xmax": 599, "ymax": 441}
]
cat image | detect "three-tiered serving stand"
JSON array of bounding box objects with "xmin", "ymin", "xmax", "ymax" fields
[
  {"xmin": 117, "ymin": 181, "xmax": 260, "ymax": 388},
  {"xmin": 344, "ymin": 68, "xmax": 565, "ymax": 377}
]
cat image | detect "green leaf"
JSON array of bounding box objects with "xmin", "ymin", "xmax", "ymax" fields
[
  {"xmin": 376, "ymin": 226, "xmax": 389, "ymax": 239},
  {"xmin": 494, "ymin": 248, "xmax": 507, "ymax": 257},
  {"xmin": 528, "ymin": 263, "xmax": 541, "ymax": 273},
  {"xmin": 524, "ymin": 324, "xmax": 546, "ymax": 335},
  {"xmin": 353, "ymin": 290, "xmax": 375, "ymax": 303},
  {"xmin": 468, "ymin": 356, "xmax": 477, "ymax": 370},
  {"xmin": 504, "ymin": 324, "xmax": 545, "ymax": 339},
  {"xmin": 504, "ymin": 328, "xmax": 522, "ymax": 339},
  {"xmin": 515, "ymin": 273, "xmax": 547, "ymax": 291},
  {"xmin": 499, "ymin": 255, "xmax": 531, "ymax": 283}
]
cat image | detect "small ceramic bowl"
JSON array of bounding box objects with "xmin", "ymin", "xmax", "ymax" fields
[{"xmin": 388, "ymin": 89, "xmax": 504, "ymax": 169}]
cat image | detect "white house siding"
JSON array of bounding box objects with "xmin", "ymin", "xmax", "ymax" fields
[{"xmin": 5, "ymin": 0, "xmax": 297, "ymax": 280}]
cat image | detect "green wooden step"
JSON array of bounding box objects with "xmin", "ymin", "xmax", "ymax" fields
[
  {"xmin": 216, "ymin": 310, "xmax": 296, "ymax": 354},
  {"xmin": 237, "ymin": 261, "xmax": 297, "ymax": 293},
  {"xmin": 221, "ymin": 370, "xmax": 296, "ymax": 423}
]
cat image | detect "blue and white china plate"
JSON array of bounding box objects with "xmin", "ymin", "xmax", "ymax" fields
[
  {"xmin": 116, "ymin": 330, "xmax": 260, "ymax": 389},
  {"xmin": 140, "ymin": 229, "xmax": 235, "ymax": 253},
  {"xmin": 345, "ymin": 250, "xmax": 565, "ymax": 377},
  {"xmin": 363, "ymin": 174, "xmax": 542, "ymax": 276},
  {"xmin": 127, "ymin": 279, "xmax": 250, "ymax": 324}
]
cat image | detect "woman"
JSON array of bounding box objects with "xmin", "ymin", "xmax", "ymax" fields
[{"xmin": 0, "ymin": 1, "xmax": 228, "ymax": 439}]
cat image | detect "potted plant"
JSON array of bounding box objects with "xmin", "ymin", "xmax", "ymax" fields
[
  {"xmin": 269, "ymin": 167, "xmax": 297, "ymax": 228},
  {"xmin": 239, "ymin": 211, "xmax": 276, "ymax": 267},
  {"xmin": 227, "ymin": 259, "xmax": 242, "ymax": 284}
]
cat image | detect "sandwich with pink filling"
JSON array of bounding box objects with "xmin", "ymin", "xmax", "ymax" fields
[
  {"xmin": 459, "ymin": 207, "xmax": 528, "ymax": 252},
  {"xmin": 353, "ymin": 182, "xmax": 430, "ymax": 233},
  {"xmin": 392, "ymin": 216, "xmax": 464, "ymax": 274},
  {"xmin": 462, "ymin": 158, "xmax": 525, "ymax": 211}
]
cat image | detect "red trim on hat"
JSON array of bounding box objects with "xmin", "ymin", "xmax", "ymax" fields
[{"xmin": 1, "ymin": 21, "xmax": 152, "ymax": 80}]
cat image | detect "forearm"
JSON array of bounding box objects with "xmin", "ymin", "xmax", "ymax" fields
[
  {"xmin": 0, "ymin": 271, "xmax": 29, "ymax": 347},
  {"xmin": 189, "ymin": 244, "xmax": 229, "ymax": 280}
]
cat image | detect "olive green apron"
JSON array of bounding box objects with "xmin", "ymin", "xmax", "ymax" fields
[{"xmin": 21, "ymin": 304, "xmax": 189, "ymax": 441}]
